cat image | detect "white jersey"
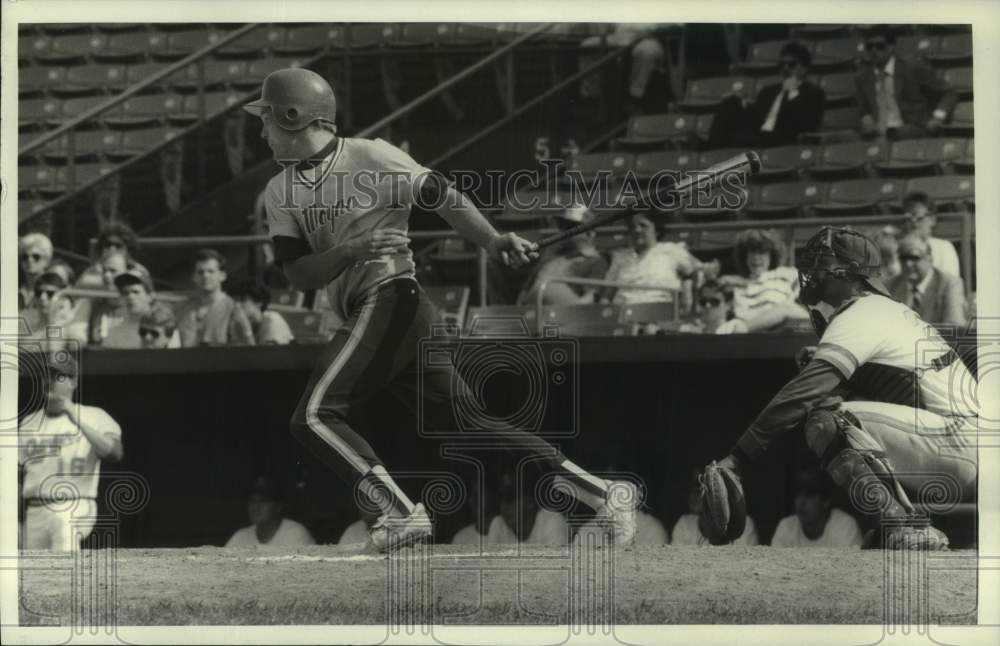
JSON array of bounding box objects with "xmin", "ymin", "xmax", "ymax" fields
[
  {"xmin": 814, "ymin": 293, "xmax": 977, "ymax": 419},
  {"xmin": 483, "ymin": 509, "xmax": 570, "ymax": 545},
  {"xmin": 263, "ymin": 137, "xmax": 428, "ymax": 320},
  {"xmin": 769, "ymin": 508, "xmax": 863, "ymax": 548},
  {"xmin": 19, "ymin": 406, "xmax": 122, "ymax": 501},
  {"xmin": 225, "ymin": 518, "xmax": 315, "ymax": 548}
]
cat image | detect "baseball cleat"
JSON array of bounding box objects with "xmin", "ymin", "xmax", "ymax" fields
[
  {"xmin": 883, "ymin": 525, "xmax": 950, "ymax": 551},
  {"xmin": 596, "ymin": 480, "xmax": 639, "ymax": 546},
  {"xmin": 368, "ymin": 503, "xmax": 432, "ymax": 554}
]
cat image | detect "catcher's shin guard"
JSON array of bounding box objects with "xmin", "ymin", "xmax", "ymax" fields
[{"xmin": 804, "ymin": 408, "xmax": 915, "ymax": 528}]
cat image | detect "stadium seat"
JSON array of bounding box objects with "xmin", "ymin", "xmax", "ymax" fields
[
  {"xmin": 905, "ymin": 175, "xmax": 974, "ymax": 209},
  {"xmin": 813, "ymin": 178, "xmax": 904, "ymax": 214},
  {"xmin": 103, "ymin": 31, "xmax": 167, "ymax": 61},
  {"xmin": 424, "ymin": 285, "xmax": 471, "ymax": 326},
  {"xmin": 697, "ymin": 148, "xmax": 746, "ymax": 169},
  {"xmin": 747, "ymin": 180, "xmax": 829, "ymax": 218},
  {"xmin": 172, "ymin": 60, "xmax": 248, "ymax": 91},
  {"xmin": 388, "ymin": 23, "xmax": 452, "ymax": 47},
  {"xmin": 928, "ymin": 33, "xmax": 972, "ymax": 65},
  {"xmin": 36, "ymin": 32, "xmax": 110, "ymax": 63},
  {"xmin": 42, "ymin": 129, "xmax": 122, "ymax": 162},
  {"xmin": 494, "ymin": 188, "xmax": 569, "ymax": 229},
  {"xmin": 19, "ymin": 65, "xmax": 66, "ymax": 96},
  {"xmin": 40, "ymin": 23, "xmax": 91, "ymax": 34},
  {"xmin": 19, "ymin": 97, "xmax": 62, "ymax": 127},
  {"xmin": 942, "ymin": 67, "xmax": 972, "ymax": 98},
  {"xmin": 620, "ymin": 301, "xmax": 678, "ymax": 324},
  {"xmin": 19, "ymin": 34, "xmax": 52, "ymax": 63},
  {"xmin": 19, "ymin": 165, "xmax": 56, "ymax": 192},
  {"xmin": 158, "ymin": 29, "xmax": 228, "ymax": 60},
  {"xmin": 895, "ymin": 35, "xmax": 940, "ymax": 60},
  {"xmin": 337, "ymin": 23, "xmax": 384, "ymax": 48},
  {"xmin": 115, "ymin": 127, "xmax": 183, "ymax": 158},
  {"xmin": 465, "ymin": 305, "xmax": 537, "ymax": 336},
  {"xmin": 818, "ymin": 72, "xmax": 856, "ymax": 106},
  {"xmin": 634, "ymin": 150, "xmax": 697, "ymax": 180},
  {"xmin": 615, "ymin": 113, "xmax": 697, "ymax": 150},
  {"xmin": 238, "ymin": 58, "xmax": 307, "ymax": 89},
  {"xmin": 49, "ymin": 163, "xmax": 116, "ymax": 194},
  {"xmin": 941, "ymin": 101, "xmax": 973, "ymax": 136},
  {"xmin": 809, "ymin": 140, "xmax": 889, "ymax": 177},
  {"xmin": 953, "ymin": 139, "xmax": 974, "ymax": 173},
  {"xmin": 809, "ymin": 37, "xmax": 862, "ymax": 71},
  {"xmin": 677, "ymin": 76, "xmax": 753, "ymax": 112},
  {"xmin": 125, "ymin": 62, "xmax": 173, "ymax": 86},
  {"xmin": 52, "ymin": 96, "xmax": 115, "ymax": 125},
  {"xmin": 215, "ymin": 24, "xmax": 286, "ymax": 57},
  {"xmin": 61, "ymin": 64, "xmax": 128, "ymax": 94},
  {"xmin": 694, "ymin": 113, "xmax": 715, "ymax": 143},
  {"xmin": 565, "ymin": 152, "xmax": 634, "ymax": 183},
  {"xmin": 104, "ymin": 93, "xmax": 182, "ymax": 127},
  {"xmin": 95, "ymin": 23, "xmax": 146, "ymax": 34},
  {"xmin": 269, "ymin": 289, "xmax": 305, "ymax": 308},
  {"xmin": 802, "ymin": 106, "xmax": 859, "ymax": 143},
  {"xmin": 176, "ymin": 92, "xmax": 245, "ymax": 123},
  {"xmin": 758, "ymin": 145, "xmax": 818, "ymax": 180},
  {"xmin": 275, "ymin": 24, "xmax": 342, "ymax": 55},
  {"xmin": 734, "ymin": 39, "xmax": 786, "ymax": 76},
  {"xmin": 19, "ymin": 199, "xmax": 48, "ymax": 223},
  {"xmin": 874, "ymin": 138, "xmax": 966, "ymax": 176},
  {"xmin": 452, "ymin": 23, "xmax": 500, "ymax": 46}
]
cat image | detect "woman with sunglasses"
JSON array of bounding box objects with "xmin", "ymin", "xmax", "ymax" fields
[
  {"xmin": 679, "ymin": 280, "xmax": 748, "ymax": 334},
  {"xmin": 75, "ymin": 220, "xmax": 150, "ymax": 290},
  {"xmin": 18, "ymin": 232, "xmax": 54, "ymax": 308}
]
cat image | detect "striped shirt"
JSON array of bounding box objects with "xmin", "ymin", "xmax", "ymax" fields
[{"xmin": 731, "ymin": 266, "xmax": 800, "ymax": 321}]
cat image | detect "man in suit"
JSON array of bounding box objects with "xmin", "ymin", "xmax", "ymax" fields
[
  {"xmin": 855, "ymin": 26, "xmax": 958, "ymax": 140},
  {"xmin": 709, "ymin": 41, "xmax": 825, "ymax": 148},
  {"xmin": 889, "ymin": 235, "xmax": 966, "ymax": 327}
]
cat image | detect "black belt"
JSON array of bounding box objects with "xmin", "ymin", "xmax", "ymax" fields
[{"xmin": 24, "ymin": 497, "xmax": 96, "ymax": 507}]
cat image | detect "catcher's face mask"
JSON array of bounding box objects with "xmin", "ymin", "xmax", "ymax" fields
[{"xmin": 797, "ymin": 226, "xmax": 887, "ymax": 306}]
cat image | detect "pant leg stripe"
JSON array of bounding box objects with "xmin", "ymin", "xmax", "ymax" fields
[{"xmin": 306, "ymin": 292, "xmax": 380, "ymax": 475}]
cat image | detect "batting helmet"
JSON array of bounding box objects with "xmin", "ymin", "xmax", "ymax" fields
[{"xmin": 243, "ymin": 68, "xmax": 337, "ymax": 131}]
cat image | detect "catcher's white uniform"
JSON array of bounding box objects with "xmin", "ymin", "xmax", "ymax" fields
[{"xmin": 19, "ymin": 406, "xmax": 121, "ymax": 550}]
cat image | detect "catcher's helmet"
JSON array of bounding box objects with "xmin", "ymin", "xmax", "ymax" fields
[
  {"xmin": 797, "ymin": 226, "xmax": 890, "ymax": 299},
  {"xmin": 243, "ymin": 68, "xmax": 337, "ymax": 131}
]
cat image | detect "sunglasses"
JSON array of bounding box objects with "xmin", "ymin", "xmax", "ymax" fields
[
  {"xmin": 900, "ymin": 253, "xmax": 925, "ymax": 262},
  {"xmin": 699, "ymin": 297, "xmax": 723, "ymax": 308},
  {"xmin": 138, "ymin": 327, "xmax": 163, "ymax": 340},
  {"xmin": 21, "ymin": 253, "xmax": 45, "ymax": 262},
  {"xmin": 34, "ymin": 287, "xmax": 58, "ymax": 298},
  {"xmin": 102, "ymin": 240, "xmax": 126, "ymax": 250},
  {"xmin": 778, "ymin": 58, "xmax": 801, "ymax": 68},
  {"xmin": 865, "ymin": 40, "xmax": 888, "ymax": 51}
]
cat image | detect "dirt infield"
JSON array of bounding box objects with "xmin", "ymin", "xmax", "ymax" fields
[{"xmin": 19, "ymin": 544, "xmax": 977, "ymax": 626}]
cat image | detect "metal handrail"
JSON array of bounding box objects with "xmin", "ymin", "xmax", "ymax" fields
[
  {"xmin": 19, "ymin": 23, "xmax": 260, "ymax": 155},
  {"xmin": 535, "ymin": 276, "xmax": 679, "ymax": 335}
]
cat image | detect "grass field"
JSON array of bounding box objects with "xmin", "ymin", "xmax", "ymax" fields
[{"xmin": 19, "ymin": 544, "xmax": 978, "ymax": 626}]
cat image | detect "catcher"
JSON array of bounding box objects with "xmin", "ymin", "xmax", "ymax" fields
[{"xmin": 701, "ymin": 226, "xmax": 977, "ymax": 550}]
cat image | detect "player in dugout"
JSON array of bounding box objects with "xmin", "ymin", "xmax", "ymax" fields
[{"xmin": 243, "ymin": 68, "xmax": 639, "ymax": 553}]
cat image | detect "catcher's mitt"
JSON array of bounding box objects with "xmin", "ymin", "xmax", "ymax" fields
[{"xmin": 698, "ymin": 460, "xmax": 747, "ymax": 545}]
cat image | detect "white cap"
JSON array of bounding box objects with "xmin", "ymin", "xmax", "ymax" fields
[{"xmin": 559, "ymin": 204, "xmax": 590, "ymax": 224}]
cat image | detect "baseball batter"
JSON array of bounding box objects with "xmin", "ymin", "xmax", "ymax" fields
[
  {"xmin": 709, "ymin": 226, "xmax": 977, "ymax": 549},
  {"xmin": 18, "ymin": 353, "xmax": 124, "ymax": 551},
  {"xmin": 244, "ymin": 68, "xmax": 636, "ymax": 552}
]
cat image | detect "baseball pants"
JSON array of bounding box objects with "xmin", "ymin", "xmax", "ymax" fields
[
  {"xmin": 289, "ymin": 277, "xmax": 605, "ymax": 516},
  {"xmin": 843, "ymin": 400, "xmax": 978, "ymax": 500},
  {"xmin": 21, "ymin": 498, "xmax": 98, "ymax": 551}
]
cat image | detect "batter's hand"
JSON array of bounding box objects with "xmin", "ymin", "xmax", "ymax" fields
[
  {"xmin": 489, "ymin": 233, "xmax": 539, "ymax": 268},
  {"xmin": 341, "ymin": 228, "xmax": 411, "ymax": 262}
]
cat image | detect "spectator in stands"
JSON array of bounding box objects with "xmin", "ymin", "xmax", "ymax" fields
[
  {"xmin": 672, "ymin": 468, "xmax": 759, "ymax": 545},
  {"xmin": 902, "ymin": 191, "xmax": 961, "ymax": 277},
  {"xmin": 225, "ymin": 476, "xmax": 315, "ymax": 548},
  {"xmin": 603, "ymin": 211, "xmax": 703, "ymax": 309},
  {"xmin": 575, "ymin": 503, "xmax": 668, "ymax": 546},
  {"xmin": 479, "ymin": 472, "xmax": 569, "ymax": 545},
  {"xmin": 679, "ymin": 280, "xmax": 748, "ymax": 334},
  {"xmin": 18, "ymin": 232, "xmax": 54, "ymax": 308},
  {"xmin": 232, "ymin": 280, "xmax": 295, "ymax": 345},
  {"xmin": 138, "ymin": 303, "xmax": 180, "ymax": 350},
  {"xmin": 856, "ymin": 25, "xmax": 958, "ymax": 141},
  {"xmin": 517, "ymin": 204, "xmax": 609, "ymax": 305},
  {"xmin": 875, "ymin": 225, "xmax": 902, "ymax": 283},
  {"xmin": 888, "ymin": 234, "xmax": 967, "ymax": 327},
  {"xmin": 579, "ymin": 24, "xmax": 670, "ymax": 115},
  {"xmin": 770, "ymin": 468, "xmax": 863, "ymax": 548},
  {"xmin": 720, "ymin": 229, "xmax": 809, "ymax": 332},
  {"xmin": 452, "ymin": 473, "xmax": 490, "ymax": 546},
  {"xmin": 709, "ymin": 41, "xmax": 825, "ymax": 148},
  {"xmin": 177, "ymin": 249, "xmax": 255, "ymax": 347},
  {"xmin": 76, "ymin": 220, "xmax": 149, "ymax": 289},
  {"xmin": 20, "ymin": 265, "xmax": 88, "ymax": 352},
  {"xmin": 86, "ymin": 249, "xmax": 131, "ymax": 347},
  {"xmin": 103, "ymin": 268, "xmax": 178, "ymax": 349}
]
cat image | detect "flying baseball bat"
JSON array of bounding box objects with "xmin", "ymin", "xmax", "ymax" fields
[{"xmin": 534, "ymin": 150, "xmax": 762, "ymax": 251}]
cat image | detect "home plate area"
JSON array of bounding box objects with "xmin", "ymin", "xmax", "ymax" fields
[{"xmin": 19, "ymin": 545, "xmax": 977, "ymax": 625}]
